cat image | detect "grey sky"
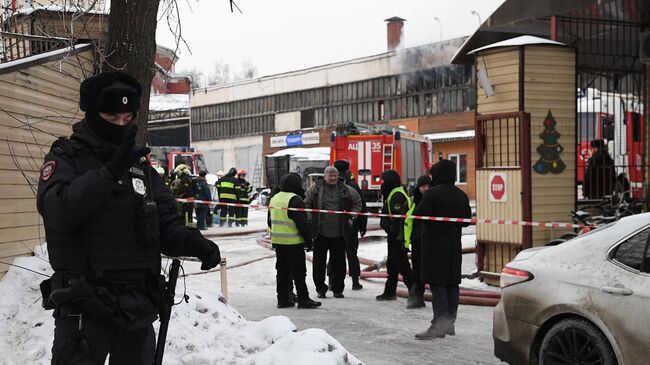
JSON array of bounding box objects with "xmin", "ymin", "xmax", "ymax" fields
[{"xmin": 155, "ymin": 0, "xmax": 505, "ymax": 78}]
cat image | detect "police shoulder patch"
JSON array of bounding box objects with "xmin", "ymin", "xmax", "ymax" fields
[{"xmin": 40, "ymin": 160, "xmax": 57, "ymax": 181}]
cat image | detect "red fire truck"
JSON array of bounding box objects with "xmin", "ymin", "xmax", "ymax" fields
[
  {"xmin": 329, "ymin": 126, "xmax": 432, "ymax": 210},
  {"xmin": 149, "ymin": 146, "xmax": 207, "ymax": 177}
]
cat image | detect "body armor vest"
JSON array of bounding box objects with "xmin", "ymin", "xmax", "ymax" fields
[{"xmin": 45, "ymin": 139, "xmax": 161, "ymax": 279}]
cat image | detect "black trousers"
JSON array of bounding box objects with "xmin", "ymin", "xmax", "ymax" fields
[
  {"xmin": 196, "ymin": 205, "xmax": 209, "ymax": 230},
  {"xmin": 274, "ymin": 244, "xmax": 309, "ymax": 302},
  {"xmin": 383, "ymin": 238, "xmax": 413, "ymax": 296},
  {"xmin": 51, "ymin": 310, "xmax": 155, "ymax": 365},
  {"xmin": 345, "ymin": 231, "xmax": 361, "ymax": 278},
  {"xmin": 410, "ymin": 238, "xmax": 424, "ymax": 296},
  {"xmin": 430, "ymin": 284, "xmax": 459, "ymax": 328},
  {"xmin": 219, "ymin": 199, "xmax": 236, "ymax": 223},
  {"xmin": 313, "ymin": 235, "xmax": 346, "ymax": 294},
  {"xmin": 181, "ymin": 202, "xmax": 194, "ymax": 226},
  {"xmin": 235, "ymin": 204, "xmax": 249, "ymax": 225}
]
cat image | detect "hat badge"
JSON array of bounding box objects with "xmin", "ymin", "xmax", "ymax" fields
[{"xmin": 122, "ymin": 96, "xmax": 128, "ymax": 104}]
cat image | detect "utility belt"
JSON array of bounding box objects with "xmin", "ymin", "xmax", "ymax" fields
[{"xmin": 40, "ymin": 273, "xmax": 165, "ymax": 328}]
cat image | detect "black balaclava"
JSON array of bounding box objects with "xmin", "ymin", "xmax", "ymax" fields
[
  {"xmin": 380, "ymin": 169, "xmax": 402, "ymax": 198},
  {"xmin": 79, "ymin": 72, "xmax": 142, "ymax": 145},
  {"xmin": 413, "ymin": 174, "xmax": 432, "ymax": 205}
]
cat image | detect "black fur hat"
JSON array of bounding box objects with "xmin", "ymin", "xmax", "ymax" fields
[{"xmin": 79, "ymin": 71, "xmax": 142, "ymax": 113}]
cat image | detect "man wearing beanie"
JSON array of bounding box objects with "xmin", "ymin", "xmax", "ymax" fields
[
  {"xmin": 37, "ymin": 71, "xmax": 222, "ymax": 364},
  {"xmin": 412, "ymin": 160, "xmax": 471, "ymax": 340},
  {"xmin": 333, "ymin": 159, "xmax": 367, "ymax": 290}
]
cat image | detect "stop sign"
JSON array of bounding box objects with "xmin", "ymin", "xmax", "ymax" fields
[{"xmin": 489, "ymin": 174, "xmax": 507, "ymax": 202}]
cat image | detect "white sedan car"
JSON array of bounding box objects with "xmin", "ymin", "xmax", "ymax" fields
[{"xmin": 493, "ymin": 212, "xmax": 650, "ymax": 365}]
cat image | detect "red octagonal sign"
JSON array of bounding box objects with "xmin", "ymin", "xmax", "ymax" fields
[{"xmin": 490, "ymin": 174, "xmax": 506, "ymax": 201}]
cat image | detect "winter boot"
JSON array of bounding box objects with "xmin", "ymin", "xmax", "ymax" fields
[
  {"xmin": 297, "ymin": 298, "xmax": 322, "ymax": 309},
  {"xmin": 414, "ymin": 323, "xmax": 446, "ymax": 340},
  {"xmin": 351, "ymin": 277, "xmax": 363, "ymax": 290},
  {"xmin": 406, "ymin": 286, "xmax": 425, "ymax": 309},
  {"xmin": 333, "ymin": 292, "xmax": 344, "ymax": 298},
  {"xmin": 228, "ymin": 220, "xmax": 233, "ymax": 228},
  {"xmin": 277, "ymin": 300, "xmax": 295, "ymax": 308},
  {"xmin": 446, "ymin": 325, "xmax": 455, "ymax": 336},
  {"xmin": 288, "ymin": 292, "xmax": 298, "ymax": 304},
  {"xmin": 376, "ymin": 293, "xmax": 397, "ymax": 301}
]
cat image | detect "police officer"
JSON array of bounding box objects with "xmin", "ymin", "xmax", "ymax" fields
[
  {"xmin": 376, "ymin": 170, "xmax": 414, "ymax": 304},
  {"xmin": 216, "ymin": 167, "xmax": 239, "ymax": 227},
  {"xmin": 269, "ymin": 173, "xmax": 321, "ymax": 309},
  {"xmin": 236, "ymin": 169, "xmax": 252, "ymax": 226},
  {"xmin": 36, "ymin": 71, "xmax": 221, "ymax": 364}
]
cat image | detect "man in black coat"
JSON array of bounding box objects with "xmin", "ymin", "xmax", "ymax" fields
[
  {"xmin": 36, "ymin": 71, "xmax": 221, "ymax": 364},
  {"xmin": 412, "ymin": 159, "xmax": 471, "ymax": 339},
  {"xmin": 333, "ymin": 160, "xmax": 367, "ymax": 290}
]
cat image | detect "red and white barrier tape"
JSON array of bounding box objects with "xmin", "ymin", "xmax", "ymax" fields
[{"xmin": 176, "ymin": 198, "xmax": 585, "ymax": 229}]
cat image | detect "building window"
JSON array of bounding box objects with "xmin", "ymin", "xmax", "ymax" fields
[
  {"xmin": 448, "ymin": 154, "xmax": 467, "ymax": 184},
  {"xmin": 301, "ymin": 109, "xmax": 315, "ymax": 128}
]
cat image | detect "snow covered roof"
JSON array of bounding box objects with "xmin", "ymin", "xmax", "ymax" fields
[
  {"xmin": 14, "ymin": 3, "xmax": 110, "ymax": 15},
  {"xmin": 0, "ymin": 43, "xmax": 92, "ymax": 73},
  {"xmin": 425, "ymin": 129, "xmax": 475, "ymax": 142},
  {"xmin": 268, "ymin": 147, "xmax": 330, "ymax": 161},
  {"xmin": 149, "ymin": 93, "xmax": 190, "ymax": 111},
  {"xmin": 468, "ymin": 35, "xmax": 565, "ymax": 55}
]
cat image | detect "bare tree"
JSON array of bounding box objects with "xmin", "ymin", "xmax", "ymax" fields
[
  {"xmin": 235, "ymin": 60, "xmax": 258, "ymax": 81},
  {"xmin": 208, "ymin": 61, "xmax": 232, "ymax": 85}
]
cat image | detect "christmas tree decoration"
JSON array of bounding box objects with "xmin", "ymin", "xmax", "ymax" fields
[{"xmin": 533, "ymin": 110, "xmax": 566, "ymax": 174}]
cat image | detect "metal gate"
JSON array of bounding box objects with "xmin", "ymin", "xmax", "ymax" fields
[
  {"xmin": 553, "ymin": 15, "xmax": 648, "ymax": 203},
  {"xmin": 475, "ymin": 112, "xmax": 531, "ymax": 279}
]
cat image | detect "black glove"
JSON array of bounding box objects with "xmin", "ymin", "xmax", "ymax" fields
[
  {"xmin": 134, "ymin": 146, "xmax": 151, "ymax": 165},
  {"xmin": 184, "ymin": 229, "xmax": 221, "ymax": 270},
  {"xmin": 359, "ymin": 227, "xmax": 367, "ymax": 238},
  {"xmin": 105, "ymin": 124, "xmax": 136, "ymax": 179}
]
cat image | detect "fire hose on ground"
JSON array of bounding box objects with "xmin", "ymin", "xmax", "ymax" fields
[{"xmin": 256, "ymin": 234, "xmax": 500, "ymax": 306}]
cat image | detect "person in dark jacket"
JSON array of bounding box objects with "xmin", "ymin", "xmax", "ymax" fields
[
  {"xmin": 333, "ymin": 160, "xmax": 368, "ymax": 290},
  {"xmin": 583, "ymin": 139, "xmax": 616, "ymax": 199},
  {"xmin": 195, "ymin": 170, "xmax": 212, "ymax": 230},
  {"xmin": 36, "ymin": 71, "xmax": 221, "ymax": 364},
  {"xmin": 269, "ymin": 173, "xmax": 322, "ymax": 309},
  {"xmin": 412, "ymin": 159, "xmax": 471, "ymax": 340},
  {"xmin": 407, "ymin": 174, "xmax": 431, "ymax": 309},
  {"xmin": 377, "ymin": 170, "xmax": 414, "ymax": 304},
  {"xmin": 235, "ymin": 169, "xmax": 252, "ymax": 226},
  {"xmin": 216, "ymin": 167, "xmax": 239, "ymax": 227},
  {"xmin": 304, "ymin": 166, "xmax": 362, "ymax": 298}
]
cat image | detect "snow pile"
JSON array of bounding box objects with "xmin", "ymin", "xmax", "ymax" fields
[
  {"xmin": 268, "ymin": 147, "xmax": 330, "ymax": 161},
  {"xmin": 0, "ymin": 245, "xmax": 361, "ymax": 365}
]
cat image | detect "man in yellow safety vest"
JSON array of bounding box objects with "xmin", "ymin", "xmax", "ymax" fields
[{"xmin": 269, "ymin": 173, "xmax": 322, "ymax": 309}]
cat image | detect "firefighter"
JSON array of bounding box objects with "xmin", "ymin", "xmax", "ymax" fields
[
  {"xmin": 269, "ymin": 173, "xmax": 322, "ymax": 309},
  {"xmin": 172, "ymin": 163, "xmax": 195, "ymax": 227},
  {"xmin": 236, "ymin": 169, "xmax": 252, "ymax": 227},
  {"xmin": 36, "ymin": 71, "xmax": 220, "ymax": 364},
  {"xmin": 376, "ymin": 169, "xmax": 414, "ymax": 305},
  {"xmin": 216, "ymin": 167, "xmax": 238, "ymax": 227}
]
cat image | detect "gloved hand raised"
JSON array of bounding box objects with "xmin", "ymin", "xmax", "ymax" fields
[
  {"xmin": 105, "ymin": 124, "xmax": 136, "ymax": 179},
  {"xmin": 184, "ymin": 229, "xmax": 222, "ymax": 270}
]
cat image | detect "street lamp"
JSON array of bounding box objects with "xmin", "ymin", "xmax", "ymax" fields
[
  {"xmin": 470, "ymin": 10, "xmax": 482, "ymax": 27},
  {"xmin": 433, "ymin": 17, "xmax": 442, "ymax": 41}
]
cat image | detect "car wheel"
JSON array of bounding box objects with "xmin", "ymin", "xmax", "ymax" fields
[{"xmin": 539, "ymin": 318, "xmax": 616, "ymax": 365}]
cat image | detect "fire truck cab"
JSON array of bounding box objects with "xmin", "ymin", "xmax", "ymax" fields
[{"xmin": 329, "ymin": 125, "xmax": 432, "ymax": 209}]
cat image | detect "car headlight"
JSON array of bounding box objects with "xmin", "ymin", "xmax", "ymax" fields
[{"xmin": 500, "ymin": 266, "xmax": 534, "ymax": 288}]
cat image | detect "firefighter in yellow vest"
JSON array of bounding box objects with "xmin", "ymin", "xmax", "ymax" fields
[
  {"xmin": 216, "ymin": 167, "xmax": 238, "ymax": 227},
  {"xmin": 376, "ymin": 169, "xmax": 414, "ymax": 306},
  {"xmin": 269, "ymin": 173, "xmax": 321, "ymax": 309}
]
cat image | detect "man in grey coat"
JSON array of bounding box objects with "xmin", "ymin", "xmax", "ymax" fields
[{"xmin": 304, "ymin": 166, "xmax": 362, "ymax": 298}]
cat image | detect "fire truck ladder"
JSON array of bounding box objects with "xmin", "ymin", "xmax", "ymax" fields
[
  {"xmin": 383, "ymin": 144, "xmax": 394, "ymax": 171},
  {"xmin": 251, "ymin": 156, "xmax": 262, "ymax": 188}
]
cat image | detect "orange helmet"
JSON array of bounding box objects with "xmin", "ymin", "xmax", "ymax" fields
[{"xmin": 238, "ymin": 169, "xmax": 247, "ymax": 176}]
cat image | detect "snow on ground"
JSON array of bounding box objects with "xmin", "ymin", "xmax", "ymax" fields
[{"xmin": 0, "ymin": 209, "xmax": 503, "ymax": 364}]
